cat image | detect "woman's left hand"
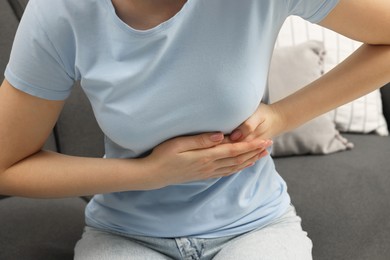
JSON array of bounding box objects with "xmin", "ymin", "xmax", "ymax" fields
[{"xmin": 229, "ymin": 103, "xmax": 286, "ymax": 143}]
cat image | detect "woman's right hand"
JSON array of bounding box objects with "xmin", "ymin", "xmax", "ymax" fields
[{"xmin": 140, "ymin": 132, "xmax": 272, "ymax": 189}]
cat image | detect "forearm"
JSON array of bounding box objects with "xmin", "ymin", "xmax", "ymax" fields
[
  {"xmin": 272, "ymin": 44, "xmax": 390, "ymax": 132},
  {"xmin": 0, "ymin": 150, "xmax": 151, "ymax": 198},
  {"xmin": 0, "ymin": 133, "xmax": 268, "ymax": 198}
]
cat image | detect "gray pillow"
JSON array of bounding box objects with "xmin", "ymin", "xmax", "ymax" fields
[{"xmin": 268, "ymin": 41, "xmax": 353, "ymax": 157}]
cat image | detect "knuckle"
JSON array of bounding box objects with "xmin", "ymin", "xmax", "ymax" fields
[
  {"xmin": 246, "ymin": 142, "xmax": 257, "ymax": 150},
  {"xmin": 198, "ymin": 156, "xmax": 212, "ymax": 165},
  {"xmin": 196, "ymin": 136, "xmax": 209, "ymax": 148},
  {"xmin": 234, "ymin": 157, "xmax": 245, "ymax": 165},
  {"xmin": 200, "ymin": 166, "xmax": 214, "ymax": 175},
  {"xmin": 219, "ymin": 170, "xmax": 231, "ymax": 177},
  {"xmin": 220, "ymin": 172, "xmax": 231, "ymax": 178},
  {"xmin": 226, "ymin": 165, "xmax": 239, "ymax": 174},
  {"xmin": 227, "ymin": 146, "xmax": 239, "ymax": 157}
]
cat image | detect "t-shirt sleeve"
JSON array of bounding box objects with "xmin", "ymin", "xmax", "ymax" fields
[
  {"xmin": 4, "ymin": 0, "xmax": 75, "ymax": 100},
  {"xmin": 285, "ymin": 0, "xmax": 340, "ymax": 23}
]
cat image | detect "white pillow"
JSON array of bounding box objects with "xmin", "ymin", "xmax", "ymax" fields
[
  {"xmin": 326, "ymin": 73, "xmax": 389, "ymax": 136},
  {"xmin": 268, "ymin": 41, "xmax": 353, "ymax": 157},
  {"xmin": 276, "ymin": 16, "xmax": 389, "ymax": 136},
  {"xmin": 319, "ymin": 31, "xmax": 389, "ymax": 136}
]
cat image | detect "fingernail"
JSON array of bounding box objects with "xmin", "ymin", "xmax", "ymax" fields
[
  {"xmin": 247, "ymin": 162, "xmax": 255, "ymax": 168},
  {"xmin": 260, "ymin": 140, "xmax": 272, "ymax": 147},
  {"xmin": 259, "ymin": 150, "xmax": 269, "ymax": 158},
  {"xmin": 258, "ymin": 140, "xmax": 266, "ymax": 147},
  {"xmin": 210, "ymin": 133, "xmax": 224, "ymax": 142},
  {"xmin": 230, "ymin": 130, "xmax": 242, "ymax": 141}
]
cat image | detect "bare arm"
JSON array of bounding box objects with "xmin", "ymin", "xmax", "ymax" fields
[
  {"xmin": 318, "ymin": 0, "xmax": 390, "ymax": 45},
  {"xmin": 0, "ymin": 80, "xmax": 152, "ymax": 197},
  {"xmin": 272, "ymin": 44, "xmax": 390, "ymax": 135},
  {"xmin": 274, "ymin": 0, "xmax": 390, "ymax": 132},
  {"xmin": 0, "ymin": 80, "xmax": 268, "ymax": 198},
  {"xmin": 231, "ymin": 0, "xmax": 390, "ymax": 141}
]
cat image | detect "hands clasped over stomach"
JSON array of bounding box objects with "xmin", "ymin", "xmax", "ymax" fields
[{"xmin": 141, "ymin": 132, "xmax": 273, "ymax": 189}]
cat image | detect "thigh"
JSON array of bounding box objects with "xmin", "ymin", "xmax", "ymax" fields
[
  {"xmin": 213, "ymin": 207, "xmax": 313, "ymax": 260},
  {"xmin": 74, "ymin": 227, "xmax": 173, "ymax": 260}
]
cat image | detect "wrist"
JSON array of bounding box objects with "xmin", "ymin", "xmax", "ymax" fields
[
  {"xmin": 269, "ymin": 102, "xmax": 290, "ymax": 136},
  {"xmin": 136, "ymin": 155, "xmax": 168, "ymax": 190}
]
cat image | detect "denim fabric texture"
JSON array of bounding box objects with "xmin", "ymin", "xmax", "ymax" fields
[{"xmin": 74, "ymin": 205, "xmax": 312, "ymax": 260}]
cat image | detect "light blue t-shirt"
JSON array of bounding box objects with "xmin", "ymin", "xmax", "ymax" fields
[{"xmin": 5, "ymin": 0, "xmax": 339, "ymax": 238}]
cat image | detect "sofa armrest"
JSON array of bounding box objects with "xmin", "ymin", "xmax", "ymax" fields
[{"xmin": 380, "ymin": 83, "xmax": 390, "ymax": 131}]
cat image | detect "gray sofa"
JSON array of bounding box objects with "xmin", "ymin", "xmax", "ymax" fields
[{"xmin": 1, "ymin": 0, "xmax": 389, "ymax": 259}]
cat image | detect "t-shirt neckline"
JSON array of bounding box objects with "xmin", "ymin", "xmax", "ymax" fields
[{"xmin": 104, "ymin": 0, "xmax": 193, "ymax": 37}]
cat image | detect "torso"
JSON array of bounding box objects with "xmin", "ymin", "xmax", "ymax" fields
[
  {"xmin": 7, "ymin": 0, "xmax": 342, "ymax": 239},
  {"xmin": 22, "ymin": 0, "xmax": 292, "ymax": 238}
]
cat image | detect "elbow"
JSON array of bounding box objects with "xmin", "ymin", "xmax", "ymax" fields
[
  {"xmin": 0, "ymin": 161, "xmax": 20, "ymax": 197},
  {"xmin": 0, "ymin": 156, "xmax": 11, "ymax": 176},
  {"xmin": 0, "ymin": 158, "xmax": 16, "ymax": 195},
  {"xmin": 366, "ymin": 41, "xmax": 390, "ymax": 47},
  {"xmin": 0, "ymin": 161, "xmax": 7, "ymax": 178},
  {"xmin": 0, "ymin": 166, "xmax": 9, "ymax": 196},
  {"xmin": 363, "ymin": 42, "xmax": 390, "ymax": 55},
  {"xmin": 363, "ymin": 35, "xmax": 390, "ymax": 46}
]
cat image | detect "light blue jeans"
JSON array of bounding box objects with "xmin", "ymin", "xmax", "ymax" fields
[{"xmin": 74, "ymin": 205, "xmax": 312, "ymax": 260}]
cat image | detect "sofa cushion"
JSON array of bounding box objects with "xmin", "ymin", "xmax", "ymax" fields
[
  {"xmin": 0, "ymin": 0, "xmax": 18, "ymax": 81},
  {"xmin": 0, "ymin": 0, "xmax": 22, "ymax": 94},
  {"xmin": 274, "ymin": 134, "xmax": 390, "ymax": 260},
  {"xmin": 7, "ymin": 0, "xmax": 29, "ymax": 21},
  {"xmin": 56, "ymin": 83, "xmax": 105, "ymax": 157},
  {"xmin": 0, "ymin": 197, "xmax": 86, "ymax": 260}
]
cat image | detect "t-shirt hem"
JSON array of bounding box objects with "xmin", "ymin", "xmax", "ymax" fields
[
  {"xmin": 84, "ymin": 196, "xmax": 292, "ymax": 239},
  {"xmin": 307, "ymin": 0, "xmax": 340, "ymax": 24}
]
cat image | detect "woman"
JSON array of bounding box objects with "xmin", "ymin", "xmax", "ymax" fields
[{"xmin": 0, "ymin": 0, "xmax": 389, "ymax": 259}]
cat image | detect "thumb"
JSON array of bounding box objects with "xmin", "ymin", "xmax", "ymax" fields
[
  {"xmin": 230, "ymin": 115, "xmax": 265, "ymax": 142},
  {"xmin": 230, "ymin": 103, "xmax": 270, "ymax": 142},
  {"xmin": 174, "ymin": 132, "xmax": 224, "ymax": 152}
]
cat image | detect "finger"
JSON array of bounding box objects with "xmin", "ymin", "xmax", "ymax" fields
[
  {"xmin": 212, "ymin": 141, "xmax": 272, "ymax": 171},
  {"xmin": 258, "ymin": 149, "xmax": 269, "ymax": 159},
  {"xmin": 210, "ymin": 152, "xmax": 261, "ymax": 178},
  {"xmin": 220, "ymin": 135, "xmax": 235, "ymax": 144},
  {"xmin": 229, "ymin": 129, "xmax": 243, "ymax": 142},
  {"xmin": 230, "ymin": 114, "xmax": 265, "ymax": 142},
  {"xmin": 172, "ymin": 132, "xmax": 224, "ymax": 152},
  {"xmin": 215, "ymin": 148, "xmax": 263, "ymax": 168},
  {"xmin": 216, "ymin": 137, "xmax": 273, "ymax": 159},
  {"xmin": 206, "ymin": 140, "xmax": 267, "ymax": 160}
]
